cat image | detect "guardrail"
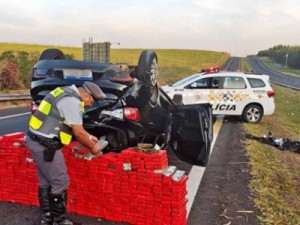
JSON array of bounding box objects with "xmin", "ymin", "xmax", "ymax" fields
[{"xmin": 0, "ymin": 94, "xmax": 32, "ymax": 101}]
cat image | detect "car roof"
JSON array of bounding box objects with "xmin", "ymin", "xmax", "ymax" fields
[
  {"xmin": 203, "ymin": 71, "xmax": 270, "ymax": 81},
  {"xmin": 171, "ymin": 70, "xmax": 269, "ymax": 87},
  {"xmin": 201, "ymin": 70, "xmax": 265, "ymax": 77}
]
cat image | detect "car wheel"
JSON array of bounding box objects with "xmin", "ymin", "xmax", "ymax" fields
[
  {"xmin": 136, "ymin": 50, "xmax": 158, "ymax": 93},
  {"xmin": 39, "ymin": 48, "xmax": 65, "ymax": 60},
  {"xmin": 242, "ymin": 104, "xmax": 263, "ymax": 124}
]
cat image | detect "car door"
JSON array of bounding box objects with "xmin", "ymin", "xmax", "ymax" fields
[
  {"xmin": 169, "ymin": 103, "xmax": 213, "ymax": 166},
  {"xmin": 182, "ymin": 76, "xmax": 215, "ymax": 105},
  {"xmin": 213, "ymin": 76, "xmax": 247, "ymax": 115}
]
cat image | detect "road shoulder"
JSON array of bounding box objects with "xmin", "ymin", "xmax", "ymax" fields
[{"xmin": 188, "ymin": 119, "xmax": 261, "ymax": 225}]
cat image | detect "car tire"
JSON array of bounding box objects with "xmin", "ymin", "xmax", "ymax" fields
[
  {"xmin": 242, "ymin": 104, "xmax": 263, "ymax": 123},
  {"xmin": 136, "ymin": 50, "xmax": 158, "ymax": 94},
  {"xmin": 39, "ymin": 48, "xmax": 65, "ymax": 60}
]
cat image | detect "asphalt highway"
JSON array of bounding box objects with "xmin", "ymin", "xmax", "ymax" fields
[
  {"xmin": 222, "ymin": 57, "xmax": 241, "ymax": 71},
  {"xmin": 247, "ymin": 55, "xmax": 300, "ymax": 90}
]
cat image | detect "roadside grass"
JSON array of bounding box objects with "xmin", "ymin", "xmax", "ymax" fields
[
  {"xmin": 240, "ymin": 58, "xmax": 253, "ymax": 72},
  {"xmin": 0, "ymin": 89, "xmax": 29, "ymax": 94},
  {"xmin": 241, "ymin": 59, "xmax": 300, "ymax": 224}
]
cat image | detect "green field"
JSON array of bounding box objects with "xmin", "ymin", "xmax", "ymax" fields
[{"xmin": 0, "ymin": 42, "xmax": 82, "ymax": 59}]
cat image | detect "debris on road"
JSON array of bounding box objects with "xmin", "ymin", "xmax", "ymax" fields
[{"xmin": 245, "ymin": 132, "xmax": 300, "ymax": 153}]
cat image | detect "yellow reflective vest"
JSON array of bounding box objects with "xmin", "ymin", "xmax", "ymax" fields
[{"xmin": 29, "ymin": 86, "xmax": 84, "ymax": 145}]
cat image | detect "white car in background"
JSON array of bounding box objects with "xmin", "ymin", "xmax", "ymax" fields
[{"xmin": 162, "ymin": 70, "xmax": 275, "ymax": 123}]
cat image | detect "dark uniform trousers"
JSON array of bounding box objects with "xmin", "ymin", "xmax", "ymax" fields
[{"xmin": 26, "ymin": 136, "xmax": 70, "ymax": 194}]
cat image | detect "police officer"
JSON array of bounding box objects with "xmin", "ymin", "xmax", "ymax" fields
[{"xmin": 26, "ymin": 81, "xmax": 108, "ymax": 225}]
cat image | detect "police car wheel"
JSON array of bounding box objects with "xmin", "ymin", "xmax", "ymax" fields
[
  {"xmin": 39, "ymin": 48, "xmax": 65, "ymax": 60},
  {"xmin": 242, "ymin": 104, "xmax": 263, "ymax": 124}
]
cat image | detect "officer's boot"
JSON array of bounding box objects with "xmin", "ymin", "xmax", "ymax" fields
[
  {"xmin": 38, "ymin": 186, "xmax": 53, "ymax": 225},
  {"xmin": 51, "ymin": 190, "xmax": 81, "ymax": 225}
]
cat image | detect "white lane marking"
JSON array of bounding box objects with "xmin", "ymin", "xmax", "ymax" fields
[
  {"xmin": 0, "ymin": 112, "xmax": 31, "ymax": 120},
  {"xmin": 186, "ymin": 116, "xmax": 224, "ymax": 216}
]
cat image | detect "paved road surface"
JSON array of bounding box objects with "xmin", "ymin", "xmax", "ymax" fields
[{"xmin": 247, "ymin": 55, "xmax": 300, "ymax": 91}]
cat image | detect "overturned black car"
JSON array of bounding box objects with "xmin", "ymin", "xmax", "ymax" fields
[{"xmin": 30, "ymin": 48, "xmax": 213, "ymax": 166}]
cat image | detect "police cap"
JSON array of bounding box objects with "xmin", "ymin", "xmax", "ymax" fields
[{"xmin": 82, "ymin": 81, "xmax": 106, "ymax": 100}]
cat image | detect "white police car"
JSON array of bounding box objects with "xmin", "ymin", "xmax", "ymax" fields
[{"xmin": 162, "ymin": 70, "xmax": 275, "ymax": 123}]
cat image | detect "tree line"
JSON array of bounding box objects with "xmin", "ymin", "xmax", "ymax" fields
[
  {"xmin": 257, "ymin": 45, "xmax": 300, "ymax": 69},
  {"xmin": 0, "ymin": 51, "xmax": 74, "ymax": 90}
]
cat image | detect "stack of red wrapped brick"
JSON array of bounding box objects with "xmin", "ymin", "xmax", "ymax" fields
[
  {"xmin": 0, "ymin": 132, "xmax": 188, "ymax": 225},
  {"xmin": 0, "ymin": 132, "xmax": 39, "ymax": 206}
]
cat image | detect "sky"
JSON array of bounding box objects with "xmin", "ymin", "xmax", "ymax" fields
[{"xmin": 0, "ymin": 0, "xmax": 300, "ymax": 57}]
